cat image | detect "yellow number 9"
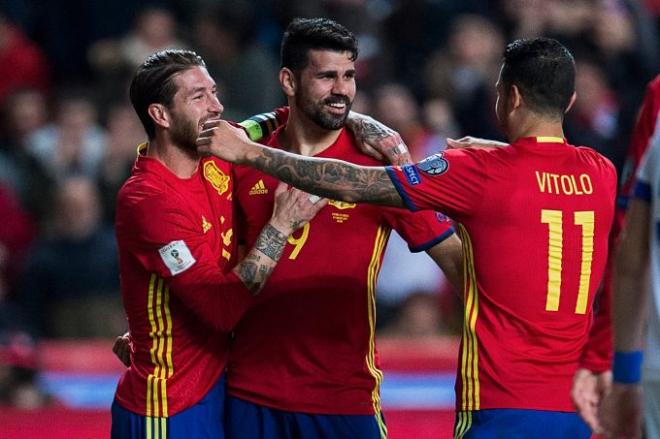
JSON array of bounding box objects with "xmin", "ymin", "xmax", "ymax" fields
[{"xmin": 287, "ymin": 223, "xmax": 310, "ymax": 260}]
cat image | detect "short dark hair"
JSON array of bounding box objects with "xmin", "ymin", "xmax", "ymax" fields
[
  {"xmin": 280, "ymin": 18, "xmax": 358, "ymax": 73},
  {"xmin": 501, "ymin": 38, "xmax": 575, "ymax": 117},
  {"xmin": 129, "ymin": 49, "xmax": 206, "ymax": 139}
]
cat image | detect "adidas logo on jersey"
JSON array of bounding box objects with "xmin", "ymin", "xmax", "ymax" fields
[{"xmin": 249, "ymin": 179, "xmax": 268, "ymax": 195}]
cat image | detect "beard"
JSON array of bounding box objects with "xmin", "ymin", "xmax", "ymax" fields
[
  {"xmin": 169, "ymin": 111, "xmax": 200, "ymax": 152},
  {"xmin": 296, "ymin": 91, "xmax": 352, "ymax": 130}
]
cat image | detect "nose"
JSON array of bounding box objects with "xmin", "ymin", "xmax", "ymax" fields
[
  {"xmin": 332, "ymin": 77, "xmax": 351, "ymax": 96},
  {"xmin": 209, "ymin": 94, "xmax": 224, "ymax": 116}
]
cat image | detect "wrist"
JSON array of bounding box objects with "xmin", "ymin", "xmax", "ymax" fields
[
  {"xmin": 267, "ymin": 219, "xmax": 292, "ymax": 237},
  {"xmin": 612, "ymin": 351, "xmax": 644, "ymax": 384}
]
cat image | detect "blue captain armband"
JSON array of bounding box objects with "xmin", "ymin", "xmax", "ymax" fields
[
  {"xmin": 238, "ymin": 111, "xmax": 280, "ymax": 142},
  {"xmin": 612, "ymin": 351, "xmax": 644, "ymax": 384}
]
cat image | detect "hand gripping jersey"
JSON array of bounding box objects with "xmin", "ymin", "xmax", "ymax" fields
[
  {"xmin": 229, "ymin": 127, "xmax": 454, "ymax": 415},
  {"xmin": 634, "ymin": 119, "xmax": 660, "ymax": 381},
  {"xmin": 114, "ymin": 147, "xmax": 253, "ymax": 417},
  {"xmin": 388, "ymin": 137, "xmax": 617, "ymax": 411}
]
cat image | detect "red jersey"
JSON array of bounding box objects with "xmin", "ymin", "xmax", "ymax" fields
[
  {"xmin": 582, "ymin": 75, "xmax": 660, "ymax": 372},
  {"xmin": 114, "ymin": 147, "xmax": 253, "ymax": 417},
  {"xmin": 387, "ymin": 137, "xmax": 617, "ymax": 412},
  {"xmin": 228, "ymin": 127, "xmax": 454, "ymax": 415}
]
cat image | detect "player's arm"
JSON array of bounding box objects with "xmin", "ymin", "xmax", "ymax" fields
[
  {"xmin": 238, "ymin": 107, "xmax": 414, "ymax": 166},
  {"xmin": 197, "ymin": 120, "xmax": 405, "ymax": 207},
  {"xmin": 232, "ymin": 182, "xmax": 326, "ymax": 293},
  {"xmin": 598, "ymin": 197, "xmax": 650, "ymax": 439},
  {"xmin": 446, "ymin": 136, "xmax": 508, "ymax": 149},
  {"xmin": 425, "ymin": 233, "xmax": 463, "ymax": 292}
]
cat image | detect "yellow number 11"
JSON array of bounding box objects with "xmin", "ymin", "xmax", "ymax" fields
[{"xmin": 541, "ymin": 209, "xmax": 594, "ymax": 314}]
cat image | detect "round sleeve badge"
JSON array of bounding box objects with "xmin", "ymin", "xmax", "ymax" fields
[{"xmin": 417, "ymin": 153, "xmax": 449, "ymax": 175}]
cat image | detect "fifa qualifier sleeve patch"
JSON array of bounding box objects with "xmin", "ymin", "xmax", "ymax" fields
[
  {"xmin": 159, "ymin": 240, "xmax": 196, "ymax": 276},
  {"xmin": 417, "ymin": 153, "xmax": 449, "ymax": 175}
]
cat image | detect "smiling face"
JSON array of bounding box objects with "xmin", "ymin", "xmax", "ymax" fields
[
  {"xmin": 294, "ymin": 49, "xmax": 356, "ymax": 130},
  {"xmin": 167, "ymin": 66, "xmax": 223, "ymax": 150}
]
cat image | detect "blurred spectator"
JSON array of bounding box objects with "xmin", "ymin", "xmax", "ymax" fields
[
  {"xmin": 0, "ymin": 329, "xmax": 50, "ymax": 409},
  {"xmin": 97, "ymin": 103, "xmax": 144, "ymax": 225},
  {"xmin": 380, "ymin": 292, "xmax": 447, "ymax": 338},
  {"xmin": 89, "ymin": 6, "xmax": 186, "ymax": 72},
  {"xmin": 418, "ymin": 98, "xmax": 460, "ymax": 159},
  {"xmin": 26, "ymin": 93, "xmax": 107, "ymax": 182},
  {"xmin": 193, "ymin": 2, "xmax": 281, "ymax": 120},
  {"xmin": 373, "ymin": 83, "xmax": 431, "ymax": 159},
  {"xmin": 88, "ymin": 6, "xmax": 187, "ymax": 103},
  {"xmin": 0, "ymin": 13, "xmax": 50, "ymax": 107},
  {"xmin": 0, "ymin": 185, "xmax": 35, "ymax": 301},
  {"xmin": 565, "ymin": 60, "xmax": 624, "ymax": 169},
  {"xmin": 19, "ymin": 176, "xmax": 121, "ymax": 338},
  {"xmin": 424, "ymin": 14, "xmax": 504, "ymax": 139},
  {"xmin": 0, "ymin": 88, "xmax": 54, "ymax": 225}
]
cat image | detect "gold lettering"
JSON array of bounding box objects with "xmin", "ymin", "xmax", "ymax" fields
[
  {"xmin": 560, "ymin": 175, "xmax": 574, "ymax": 195},
  {"xmin": 550, "ymin": 174, "xmax": 560, "ymax": 194},
  {"xmin": 572, "ymin": 175, "xmax": 583, "ymax": 195},
  {"xmin": 535, "ymin": 171, "xmax": 548, "ymax": 192},
  {"xmin": 580, "ymin": 174, "xmax": 593, "ymax": 194}
]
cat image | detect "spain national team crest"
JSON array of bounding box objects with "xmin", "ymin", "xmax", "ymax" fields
[
  {"xmin": 203, "ymin": 161, "xmax": 230, "ymax": 195},
  {"xmin": 417, "ymin": 153, "xmax": 449, "ymax": 176},
  {"xmin": 328, "ymin": 200, "xmax": 357, "ymax": 210}
]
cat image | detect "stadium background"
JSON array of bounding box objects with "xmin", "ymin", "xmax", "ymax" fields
[{"xmin": 0, "ymin": 0, "xmax": 658, "ymax": 437}]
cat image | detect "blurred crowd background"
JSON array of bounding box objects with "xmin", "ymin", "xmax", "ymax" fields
[{"xmin": 0, "ymin": 0, "xmax": 658, "ymax": 409}]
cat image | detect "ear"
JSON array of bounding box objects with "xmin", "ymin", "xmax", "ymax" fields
[
  {"xmin": 147, "ymin": 103, "xmax": 170, "ymax": 130},
  {"xmin": 280, "ymin": 68, "xmax": 296, "ymax": 97},
  {"xmin": 509, "ymin": 84, "xmax": 523, "ymax": 111},
  {"xmin": 565, "ymin": 91, "xmax": 577, "ymax": 114}
]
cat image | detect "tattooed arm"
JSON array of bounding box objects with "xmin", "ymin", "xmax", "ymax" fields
[
  {"xmin": 346, "ymin": 112, "xmax": 413, "ymax": 165},
  {"xmin": 232, "ymin": 182, "xmax": 326, "ymax": 294},
  {"xmin": 197, "ymin": 120, "xmax": 405, "ymax": 207}
]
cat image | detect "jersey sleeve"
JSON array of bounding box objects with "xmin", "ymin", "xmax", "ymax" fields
[
  {"xmin": 385, "ymin": 148, "xmax": 490, "ymax": 219},
  {"xmin": 117, "ymin": 191, "xmax": 253, "ymax": 333},
  {"xmin": 381, "ymin": 208, "xmax": 455, "ymax": 252}
]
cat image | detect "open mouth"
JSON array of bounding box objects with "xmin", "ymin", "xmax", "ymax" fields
[{"xmin": 325, "ymin": 102, "xmax": 347, "ymax": 114}]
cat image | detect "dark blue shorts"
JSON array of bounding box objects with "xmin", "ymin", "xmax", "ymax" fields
[
  {"xmin": 453, "ymin": 408, "xmax": 591, "ymax": 438},
  {"xmin": 226, "ymin": 396, "xmax": 387, "ymax": 439},
  {"xmin": 111, "ymin": 375, "xmax": 226, "ymax": 439}
]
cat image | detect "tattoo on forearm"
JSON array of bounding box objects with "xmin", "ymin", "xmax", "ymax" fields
[
  {"xmin": 255, "ymin": 223, "xmax": 288, "ymax": 261},
  {"xmin": 235, "ymin": 223, "xmax": 288, "ymax": 295},
  {"xmin": 351, "ymin": 118, "xmax": 405, "ymax": 160},
  {"xmin": 252, "ymin": 148, "xmax": 403, "ymax": 206}
]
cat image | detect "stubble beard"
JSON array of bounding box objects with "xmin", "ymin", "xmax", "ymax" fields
[
  {"xmin": 170, "ymin": 112, "xmax": 200, "ymax": 153},
  {"xmin": 297, "ymin": 92, "xmax": 352, "ymax": 131}
]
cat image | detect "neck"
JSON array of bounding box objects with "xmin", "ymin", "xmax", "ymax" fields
[
  {"xmin": 146, "ymin": 135, "xmax": 200, "ymax": 178},
  {"xmin": 281, "ymin": 105, "xmax": 342, "ymax": 157},
  {"xmin": 507, "ymin": 112, "xmax": 565, "ymax": 143}
]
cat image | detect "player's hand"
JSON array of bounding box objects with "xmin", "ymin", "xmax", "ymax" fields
[
  {"xmin": 446, "ymin": 136, "xmax": 508, "ymax": 149},
  {"xmin": 269, "ymin": 182, "xmax": 327, "ymax": 236},
  {"xmin": 571, "ymin": 368, "xmax": 611, "ymax": 434},
  {"xmin": 197, "ymin": 119, "xmax": 251, "ymax": 163},
  {"xmin": 346, "ymin": 112, "xmax": 413, "ymax": 165},
  {"xmin": 599, "ymin": 382, "xmax": 643, "ymax": 439},
  {"xmin": 112, "ymin": 332, "xmax": 132, "ymax": 367}
]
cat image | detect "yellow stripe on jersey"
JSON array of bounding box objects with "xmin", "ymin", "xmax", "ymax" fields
[
  {"xmin": 146, "ymin": 275, "xmax": 174, "ymax": 425},
  {"xmin": 366, "ymin": 225, "xmax": 390, "ymax": 434},
  {"xmin": 457, "ymin": 224, "xmax": 480, "ymax": 411},
  {"xmin": 453, "ymin": 411, "xmax": 472, "ymax": 438}
]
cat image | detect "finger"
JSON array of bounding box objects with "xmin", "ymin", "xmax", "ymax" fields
[
  {"xmin": 362, "ymin": 144, "xmax": 384, "ymax": 161},
  {"xmin": 446, "ymin": 138, "xmax": 459, "ymax": 149},
  {"xmin": 201, "ymin": 119, "xmax": 221, "ymax": 130},
  {"xmin": 274, "ymin": 181, "xmax": 288, "ymax": 197}
]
